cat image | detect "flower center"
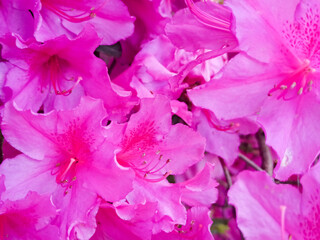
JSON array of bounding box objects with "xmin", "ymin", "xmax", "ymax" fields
[
  {"xmin": 42, "ymin": 55, "xmax": 82, "ymax": 96},
  {"xmin": 41, "ymin": 0, "xmax": 107, "ymax": 23},
  {"xmin": 268, "ymin": 59, "xmax": 315, "ymax": 99},
  {"xmin": 52, "ymin": 157, "xmax": 79, "ymax": 195},
  {"xmin": 118, "ymin": 150, "xmax": 172, "ymax": 183}
]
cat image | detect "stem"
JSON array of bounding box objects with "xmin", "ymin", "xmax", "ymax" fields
[
  {"xmin": 256, "ymin": 128, "xmax": 273, "ymax": 175},
  {"xmin": 238, "ymin": 153, "xmax": 264, "ymax": 172},
  {"xmin": 219, "ymin": 157, "xmax": 232, "ymax": 189}
]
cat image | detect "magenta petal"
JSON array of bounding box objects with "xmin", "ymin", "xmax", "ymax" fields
[
  {"xmin": 159, "ymin": 123, "xmax": 205, "ymax": 174},
  {"xmin": 127, "ymin": 179, "xmax": 187, "ymax": 233},
  {"xmin": 192, "ymin": 108, "xmax": 239, "ymax": 165},
  {"xmin": 0, "ymin": 191, "xmax": 58, "ymax": 240},
  {"xmin": 51, "ymin": 184, "xmax": 100, "ymax": 240},
  {"xmin": 91, "ymin": 204, "xmax": 154, "ymax": 240},
  {"xmin": 188, "ymin": 53, "xmax": 275, "ymax": 120},
  {"xmin": 170, "ymin": 100, "xmax": 192, "ymax": 126},
  {"xmin": 0, "ymin": 154, "xmax": 56, "ymax": 201},
  {"xmin": 2, "ymin": 103, "xmax": 59, "ymax": 160},
  {"xmin": 152, "ymin": 207, "xmax": 214, "ymax": 240},
  {"xmin": 300, "ymin": 163, "xmax": 320, "ymax": 239},
  {"xmin": 83, "ymin": 142, "xmax": 134, "ymax": 202},
  {"xmin": 165, "ymin": 1, "xmax": 237, "ymax": 52},
  {"xmin": 259, "ymin": 93, "xmax": 320, "ymax": 180},
  {"xmin": 225, "ymin": 0, "xmax": 299, "ymax": 63},
  {"xmin": 179, "ymin": 163, "xmax": 218, "ymax": 207}
]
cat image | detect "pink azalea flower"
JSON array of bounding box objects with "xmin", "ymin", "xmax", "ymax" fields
[
  {"xmin": 188, "ymin": 0, "xmax": 320, "ymax": 179},
  {"xmin": 0, "ymin": 97, "xmax": 134, "ymax": 239},
  {"xmin": 1, "ymin": 26, "xmax": 131, "ymax": 115},
  {"xmin": 152, "ymin": 207, "xmax": 214, "ymax": 240},
  {"xmin": 29, "ymin": 0, "xmax": 134, "ymax": 44},
  {"xmin": 116, "ymin": 95, "xmax": 206, "ymax": 182},
  {"xmin": 0, "ymin": 176, "xmax": 59, "ymax": 239}
]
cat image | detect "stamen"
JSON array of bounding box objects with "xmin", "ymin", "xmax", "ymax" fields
[
  {"xmin": 142, "ymin": 171, "xmax": 172, "ymax": 183},
  {"xmin": 42, "ymin": 1, "xmax": 107, "ymax": 23},
  {"xmin": 268, "ymin": 59, "xmax": 315, "ymax": 99},
  {"xmin": 185, "ymin": 0, "xmax": 230, "ymax": 32},
  {"xmin": 280, "ymin": 205, "xmax": 287, "ymax": 240},
  {"xmin": 174, "ymin": 219, "xmax": 203, "ymax": 238},
  {"xmin": 47, "ymin": 55, "xmax": 82, "ymax": 96},
  {"xmin": 56, "ymin": 158, "xmax": 78, "ymax": 184},
  {"xmin": 130, "ymin": 155, "xmax": 172, "ymax": 182},
  {"xmin": 203, "ymin": 109, "xmax": 239, "ymax": 133}
]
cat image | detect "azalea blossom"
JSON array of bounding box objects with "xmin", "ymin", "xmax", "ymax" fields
[
  {"xmin": 116, "ymin": 95, "xmax": 206, "ymax": 181},
  {"xmin": 0, "ymin": 26, "xmax": 131, "ymax": 116},
  {"xmin": 188, "ymin": 0, "xmax": 320, "ymax": 179},
  {"xmin": 0, "ymin": 97, "xmax": 134, "ymax": 239}
]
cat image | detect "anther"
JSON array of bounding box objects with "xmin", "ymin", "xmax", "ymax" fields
[
  {"xmin": 298, "ymin": 87, "xmax": 303, "ymax": 95},
  {"xmin": 290, "ymin": 82, "xmax": 297, "ymax": 88}
]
